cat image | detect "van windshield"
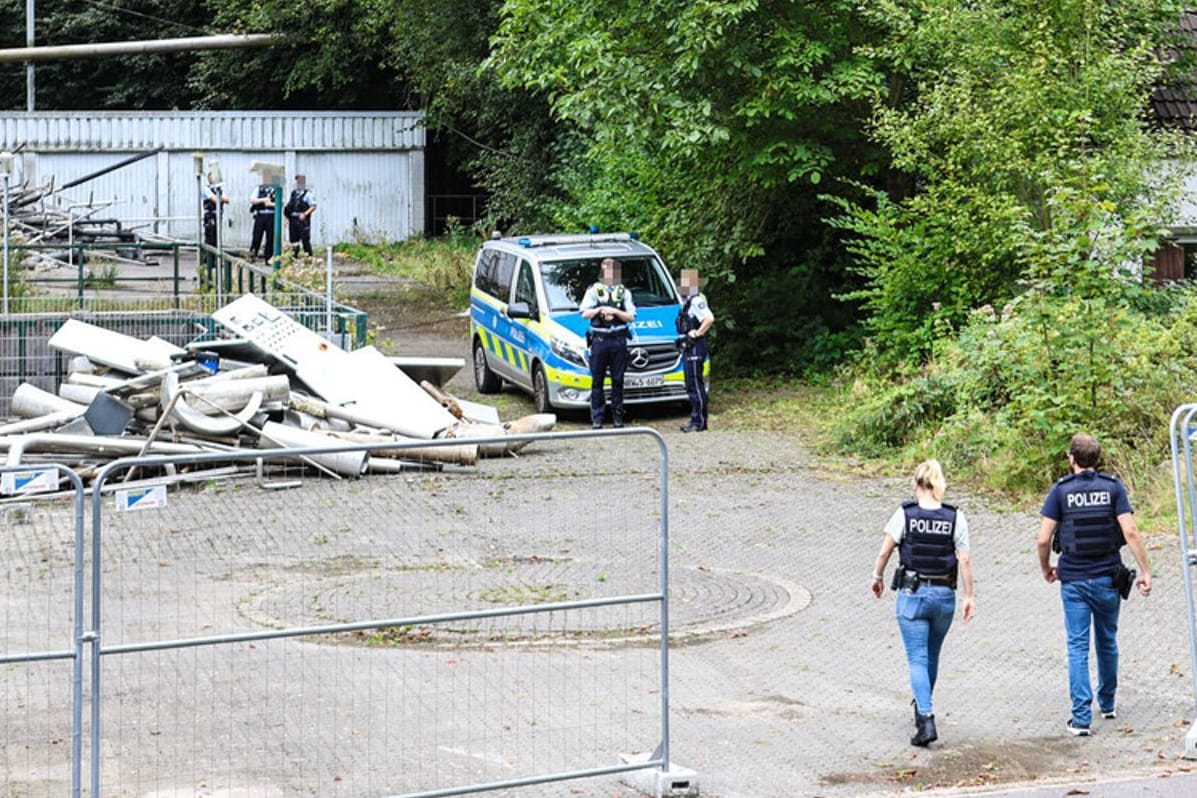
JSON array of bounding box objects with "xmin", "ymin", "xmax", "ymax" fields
[{"xmin": 541, "ymin": 256, "xmax": 679, "ymax": 312}]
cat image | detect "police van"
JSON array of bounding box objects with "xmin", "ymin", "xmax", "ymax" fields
[{"xmin": 470, "ymin": 232, "xmax": 704, "ymax": 413}]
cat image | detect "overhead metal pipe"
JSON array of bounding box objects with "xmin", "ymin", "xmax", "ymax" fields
[{"xmin": 0, "ymin": 34, "xmax": 280, "ymax": 64}]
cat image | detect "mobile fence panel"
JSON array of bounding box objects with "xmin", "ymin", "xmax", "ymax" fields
[
  {"xmin": 87, "ymin": 432, "xmax": 670, "ymax": 797},
  {"xmin": 1168, "ymin": 404, "xmax": 1197, "ymax": 758},
  {"xmin": 0, "ymin": 464, "xmax": 87, "ymax": 798}
]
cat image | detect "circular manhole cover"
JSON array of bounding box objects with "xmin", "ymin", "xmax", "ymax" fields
[{"xmin": 239, "ymin": 560, "xmax": 811, "ymax": 647}]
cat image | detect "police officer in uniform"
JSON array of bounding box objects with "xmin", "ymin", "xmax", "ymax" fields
[
  {"xmin": 1036, "ymin": 433, "xmax": 1152, "ymax": 736},
  {"xmin": 284, "ymin": 174, "xmax": 317, "ymax": 256},
  {"xmin": 676, "ymin": 268, "xmax": 713, "ymax": 432},
  {"xmin": 580, "ymin": 257, "xmax": 636, "ymax": 429},
  {"xmin": 200, "ymin": 171, "xmax": 230, "ymax": 282},
  {"xmin": 249, "ymin": 179, "xmax": 276, "ymax": 264},
  {"xmin": 871, "ymin": 459, "xmax": 975, "ymax": 747}
]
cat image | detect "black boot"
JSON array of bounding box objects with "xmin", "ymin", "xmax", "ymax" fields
[
  {"xmin": 911, "ymin": 713, "xmax": 938, "ymax": 747},
  {"xmin": 911, "ymin": 699, "xmax": 918, "ymax": 726}
]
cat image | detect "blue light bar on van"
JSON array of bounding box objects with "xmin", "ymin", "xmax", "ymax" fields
[{"xmin": 514, "ymin": 233, "xmax": 640, "ymax": 248}]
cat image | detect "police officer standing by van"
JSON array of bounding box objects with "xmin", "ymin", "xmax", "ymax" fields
[
  {"xmin": 871, "ymin": 460, "xmax": 975, "ymax": 747},
  {"xmin": 1036, "ymin": 433, "xmax": 1152, "ymax": 737},
  {"xmin": 580, "ymin": 257, "xmax": 636, "ymax": 429},
  {"xmin": 676, "ymin": 268, "xmax": 713, "ymax": 432}
]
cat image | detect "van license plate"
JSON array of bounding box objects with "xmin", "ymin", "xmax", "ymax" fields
[{"xmin": 624, "ymin": 375, "xmax": 663, "ymax": 389}]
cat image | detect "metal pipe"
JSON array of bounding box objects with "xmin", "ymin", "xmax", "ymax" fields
[
  {"xmin": 25, "ymin": 0, "xmax": 34, "ymax": 112},
  {"xmin": 2, "ymin": 432, "xmax": 204, "ymax": 467},
  {"xmin": 0, "ymin": 34, "xmax": 279, "ymax": 64},
  {"xmin": 3, "ymin": 167, "xmax": 10, "ymax": 315}
]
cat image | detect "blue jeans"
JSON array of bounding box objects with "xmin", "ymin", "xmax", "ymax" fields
[
  {"xmin": 1061, "ymin": 576, "xmax": 1121, "ymax": 726},
  {"xmin": 896, "ymin": 585, "xmax": 956, "ymax": 715}
]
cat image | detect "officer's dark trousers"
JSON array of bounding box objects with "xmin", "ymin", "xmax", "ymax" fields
[
  {"xmin": 683, "ymin": 338, "xmax": 709, "ymax": 429},
  {"xmin": 251, "ymin": 213, "xmax": 274, "ymax": 262},
  {"xmin": 203, "ymin": 223, "xmax": 217, "ymax": 279},
  {"xmin": 289, "ymin": 218, "xmax": 312, "ymax": 256},
  {"xmin": 589, "ymin": 333, "xmax": 629, "ymax": 425}
]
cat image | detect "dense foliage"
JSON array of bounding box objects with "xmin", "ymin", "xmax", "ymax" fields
[{"xmin": 5, "ymin": 1, "xmax": 1197, "ymax": 495}]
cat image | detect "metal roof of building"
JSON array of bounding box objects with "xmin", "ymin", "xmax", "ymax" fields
[{"xmin": 0, "ymin": 110, "xmax": 424, "ymax": 152}]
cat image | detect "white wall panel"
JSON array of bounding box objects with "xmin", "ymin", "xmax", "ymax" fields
[{"xmin": 0, "ymin": 111, "xmax": 426, "ymax": 245}]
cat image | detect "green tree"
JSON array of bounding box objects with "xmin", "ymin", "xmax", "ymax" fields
[
  {"xmin": 833, "ymin": 0, "xmax": 1192, "ymax": 370},
  {"xmin": 0, "ymin": 1, "xmax": 213, "ymax": 110},
  {"xmin": 489, "ymin": 0, "xmax": 884, "ymax": 275}
]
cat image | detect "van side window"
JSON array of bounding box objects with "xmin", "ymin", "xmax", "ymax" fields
[
  {"xmin": 494, "ymin": 252, "xmax": 517, "ymax": 301},
  {"xmin": 475, "ymin": 249, "xmax": 501, "ymax": 299},
  {"xmin": 514, "ymin": 259, "xmax": 538, "ymax": 318}
]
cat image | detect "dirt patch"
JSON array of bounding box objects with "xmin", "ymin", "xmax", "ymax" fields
[{"xmin": 821, "ymin": 737, "xmax": 1093, "ymax": 791}]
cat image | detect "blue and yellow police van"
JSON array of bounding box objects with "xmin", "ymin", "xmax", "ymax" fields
[{"xmin": 470, "ymin": 232, "xmax": 704, "ymax": 413}]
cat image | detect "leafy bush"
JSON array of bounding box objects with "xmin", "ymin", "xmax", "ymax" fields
[{"xmin": 833, "ymin": 278, "xmax": 1197, "ymax": 498}]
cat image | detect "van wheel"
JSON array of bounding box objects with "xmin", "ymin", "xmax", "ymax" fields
[
  {"xmin": 533, "ymin": 364, "xmax": 554, "ymax": 413},
  {"xmin": 473, "ymin": 340, "xmax": 502, "ymax": 394}
]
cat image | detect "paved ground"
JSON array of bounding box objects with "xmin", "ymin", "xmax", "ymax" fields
[
  {"xmin": 3, "ymin": 252, "xmax": 1197, "ymax": 796},
  {"xmin": 4, "ymin": 428, "xmax": 1197, "ymax": 797}
]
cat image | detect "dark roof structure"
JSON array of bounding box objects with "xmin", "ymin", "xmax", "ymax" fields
[{"xmin": 1151, "ymin": 12, "xmax": 1197, "ymax": 131}]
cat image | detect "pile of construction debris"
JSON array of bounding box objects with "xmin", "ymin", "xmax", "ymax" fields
[
  {"xmin": 0, "ymin": 294, "xmax": 555, "ymax": 491},
  {"xmin": 4, "ymin": 147, "xmax": 166, "ymax": 273}
]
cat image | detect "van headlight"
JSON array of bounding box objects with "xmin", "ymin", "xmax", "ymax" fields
[{"xmin": 551, "ymin": 337, "xmax": 587, "ymax": 367}]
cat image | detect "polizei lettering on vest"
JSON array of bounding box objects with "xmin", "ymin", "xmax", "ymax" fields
[
  {"xmin": 907, "ymin": 518, "xmax": 953, "ymax": 535},
  {"xmin": 1066, "ymin": 491, "xmax": 1111, "ymax": 508}
]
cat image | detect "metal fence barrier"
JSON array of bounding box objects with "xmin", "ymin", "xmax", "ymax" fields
[
  {"xmin": 1, "ymin": 431, "xmax": 674, "ymax": 797},
  {"xmin": 0, "ymin": 464, "xmax": 87, "ymax": 798},
  {"xmin": 1167, "ymin": 404, "xmax": 1197, "ymax": 758}
]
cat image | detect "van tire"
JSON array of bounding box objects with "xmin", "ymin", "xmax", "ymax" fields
[
  {"xmin": 533, "ymin": 364, "xmax": 554, "ymax": 413},
  {"xmin": 473, "ymin": 339, "xmax": 502, "ymax": 394}
]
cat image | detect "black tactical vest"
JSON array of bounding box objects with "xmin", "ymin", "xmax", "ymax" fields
[
  {"xmin": 898, "ymin": 501, "xmax": 958, "ymax": 579},
  {"xmin": 288, "ymin": 188, "xmax": 311, "ymax": 216},
  {"xmin": 676, "ymin": 296, "xmax": 697, "ymax": 335},
  {"xmin": 253, "ymin": 184, "xmax": 274, "ymax": 216},
  {"xmin": 1055, "ymin": 472, "xmax": 1124, "ymax": 557}
]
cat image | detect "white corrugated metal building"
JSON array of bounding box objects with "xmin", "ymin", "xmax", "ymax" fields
[{"xmin": 0, "ymin": 110, "xmax": 425, "ymax": 247}]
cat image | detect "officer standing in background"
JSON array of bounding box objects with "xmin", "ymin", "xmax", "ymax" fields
[
  {"xmin": 676, "ymin": 268, "xmax": 714, "ymax": 432},
  {"xmin": 200, "ymin": 171, "xmax": 229, "ymax": 280},
  {"xmin": 249, "ymin": 177, "xmax": 276, "ymax": 264},
  {"xmin": 871, "ymin": 459, "xmax": 975, "ymax": 748},
  {"xmin": 1036, "ymin": 433, "xmax": 1152, "ymax": 737},
  {"xmin": 580, "ymin": 257, "xmax": 636, "ymax": 429},
  {"xmin": 284, "ymin": 174, "xmax": 317, "ymax": 257}
]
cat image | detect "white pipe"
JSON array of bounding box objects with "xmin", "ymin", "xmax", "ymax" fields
[
  {"xmin": 0, "ymin": 34, "xmax": 280, "ymax": 64},
  {"xmin": 2, "ymin": 433, "xmax": 204, "ymax": 467},
  {"xmin": 324, "ymin": 429, "xmax": 479, "ymax": 466},
  {"xmin": 259, "ymin": 422, "xmax": 368, "ymax": 478},
  {"xmin": 12, "ymin": 383, "xmax": 87, "ymax": 417},
  {"xmin": 0, "ymin": 409, "xmax": 86, "ymax": 436},
  {"xmin": 159, "ymin": 372, "xmax": 262, "ymax": 436}
]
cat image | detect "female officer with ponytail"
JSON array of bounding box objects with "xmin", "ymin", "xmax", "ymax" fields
[{"xmin": 870, "ymin": 460, "xmax": 976, "ymax": 747}]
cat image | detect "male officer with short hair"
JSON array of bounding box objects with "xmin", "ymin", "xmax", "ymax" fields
[
  {"xmin": 580, "ymin": 257, "xmax": 636, "ymax": 429},
  {"xmin": 1036, "ymin": 433, "xmax": 1152, "ymax": 737}
]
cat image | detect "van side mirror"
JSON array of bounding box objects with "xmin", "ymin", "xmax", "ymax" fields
[{"xmin": 507, "ymin": 301, "xmax": 533, "ymax": 320}]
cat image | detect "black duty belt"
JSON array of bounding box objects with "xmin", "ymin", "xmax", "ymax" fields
[
  {"xmin": 590, "ymin": 327, "xmax": 627, "ymax": 336},
  {"xmin": 902, "ymin": 574, "xmax": 954, "ymax": 589}
]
